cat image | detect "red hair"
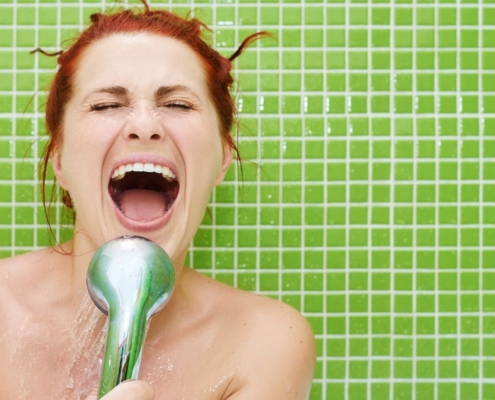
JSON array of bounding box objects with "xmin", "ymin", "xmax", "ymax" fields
[{"xmin": 37, "ymin": 1, "xmax": 269, "ymax": 211}]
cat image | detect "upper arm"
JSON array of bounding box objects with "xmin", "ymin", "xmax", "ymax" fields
[{"xmin": 225, "ymin": 302, "xmax": 316, "ymax": 400}]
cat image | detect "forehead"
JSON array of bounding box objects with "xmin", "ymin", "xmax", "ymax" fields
[{"xmin": 72, "ymin": 33, "xmax": 208, "ymax": 97}]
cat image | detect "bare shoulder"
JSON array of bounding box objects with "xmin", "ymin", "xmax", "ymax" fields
[
  {"xmin": 0, "ymin": 247, "xmax": 59, "ymax": 279},
  {"xmin": 188, "ymin": 270, "xmax": 316, "ymax": 399},
  {"xmin": 0, "ymin": 246, "xmax": 61, "ymax": 268},
  {"xmin": 227, "ymin": 291, "xmax": 316, "ymax": 399},
  {"xmin": 0, "ymin": 247, "xmax": 66, "ymax": 305},
  {"xmin": 0, "ymin": 248, "xmax": 47, "ymax": 285}
]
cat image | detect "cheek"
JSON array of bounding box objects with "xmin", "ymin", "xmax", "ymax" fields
[
  {"xmin": 170, "ymin": 113, "xmax": 224, "ymax": 155},
  {"xmin": 63, "ymin": 114, "xmax": 121, "ymax": 152},
  {"xmin": 172, "ymin": 125, "xmax": 224, "ymax": 178},
  {"xmin": 59, "ymin": 118, "xmax": 119, "ymax": 182}
]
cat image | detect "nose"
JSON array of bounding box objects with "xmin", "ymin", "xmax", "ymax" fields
[{"xmin": 123, "ymin": 103, "xmax": 164, "ymax": 141}]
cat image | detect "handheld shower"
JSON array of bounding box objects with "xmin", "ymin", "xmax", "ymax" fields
[{"xmin": 86, "ymin": 235, "xmax": 175, "ymax": 399}]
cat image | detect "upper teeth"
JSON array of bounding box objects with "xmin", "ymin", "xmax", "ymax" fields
[{"xmin": 111, "ymin": 162, "xmax": 176, "ymax": 181}]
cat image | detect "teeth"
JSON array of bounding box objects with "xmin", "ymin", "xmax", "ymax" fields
[
  {"xmin": 111, "ymin": 162, "xmax": 176, "ymax": 181},
  {"xmin": 143, "ymin": 163, "xmax": 154, "ymax": 173}
]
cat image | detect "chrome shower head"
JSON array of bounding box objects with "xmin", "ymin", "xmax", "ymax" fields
[{"xmin": 86, "ymin": 235, "xmax": 175, "ymax": 398}]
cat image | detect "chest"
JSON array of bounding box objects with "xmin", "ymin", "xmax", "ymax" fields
[{"xmin": 0, "ymin": 312, "xmax": 239, "ymax": 400}]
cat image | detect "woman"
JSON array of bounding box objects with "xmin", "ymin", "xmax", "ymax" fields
[{"xmin": 0, "ymin": 2, "xmax": 315, "ymax": 400}]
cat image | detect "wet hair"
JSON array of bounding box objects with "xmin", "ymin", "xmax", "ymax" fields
[{"xmin": 36, "ymin": 0, "xmax": 268, "ymax": 212}]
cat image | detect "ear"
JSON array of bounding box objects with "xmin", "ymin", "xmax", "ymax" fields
[
  {"xmin": 213, "ymin": 142, "xmax": 233, "ymax": 186},
  {"xmin": 51, "ymin": 147, "xmax": 69, "ymax": 190}
]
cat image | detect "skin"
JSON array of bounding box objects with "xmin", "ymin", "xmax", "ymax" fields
[{"xmin": 0, "ymin": 33, "xmax": 316, "ymax": 399}]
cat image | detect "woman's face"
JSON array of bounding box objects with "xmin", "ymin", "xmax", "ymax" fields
[{"xmin": 52, "ymin": 33, "xmax": 232, "ymax": 263}]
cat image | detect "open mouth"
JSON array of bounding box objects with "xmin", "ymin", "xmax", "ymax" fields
[{"xmin": 108, "ymin": 162, "xmax": 179, "ymax": 222}]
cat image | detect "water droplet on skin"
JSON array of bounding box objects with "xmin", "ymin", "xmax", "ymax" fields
[{"xmin": 6, "ymin": 295, "xmax": 105, "ymax": 399}]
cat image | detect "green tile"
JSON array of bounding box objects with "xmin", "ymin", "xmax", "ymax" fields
[
  {"xmin": 282, "ymin": 184, "xmax": 301, "ymax": 203},
  {"xmin": 372, "ymin": 8, "xmax": 390, "ymax": 25},
  {"xmin": 304, "ymin": 118, "xmax": 324, "ymax": 136},
  {"xmin": 438, "ymin": 50, "xmax": 457, "ymax": 69},
  {"xmin": 438, "ymin": 73, "xmax": 457, "ymax": 91},
  {"xmin": 260, "ymin": 51, "xmax": 279, "ymax": 70},
  {"xmin": 238, "ymin": 272, "xmax": 256, "ymax": 290},
  {"xmin": 417, "ymin": 73, "xmax": 434, "ymax": 91},
  {"xmin": 395, "ymin": 51, "xmax": 413, "ymax": 69},
  {"xmin": 439, "ymin": 95, "xmax": 457, "ymax": 114},
  {"xmin": 326, "ymin": 50, "xmax": 345, "ymax": 69},
  {"xmin": 462, "ymin": 50, "xmax": 479, "ymax": 69},
  {"xmin": 461, "ymin": 8, "xmax": 479, "ymax": 25},
  {"xmin": 327, "ymin": 7, "xmax": 345, "ymax": 25},
  {"xmin": 304, "ymin": 72, "xmax": 323, "ymax": 91},
  {"xmin": 416, "ymin": 50, "xmax": 435, "ymax": 69},
  {"xmin": 372, "ymin": 29, "xmax": 390, "ymax": 47},
  {"xmin": 0, "ymin": 6, "xmax": 14, "ymax": 25},
  {"xmin": 328, "ymin": 96, "xmax": 346, "ymax": 114},
  {"xmin": 371, "ymin": 95, "xmax": 390, "ymax": 113},
  {"xmin": 0, "ymin": 29, "xmax": 13, "ymax": 47},
  {"xmin": 438, "ymin": 384, "xmax": 457, "ymax": 399},
  {"xmin": 416, "ymin": 7, "xmax": 435, "ymax": 25},
  {"xmin": 349, "ymin": 163, "xmax": 368, "ymax": 180},
  {"xmin": 438, "ymin": 7, "xmax": 456, "ymax": 25},
  {"xmin": 0, "ymin": 72, "xmax": 12, "ymax": 92},
  {"xmin": 349, "ymin": 141, "xmax": 368, "ymax": 159},
  {"xmin": 302, "ymin": 6, "xmax": 322, "ymax": 25},
  {"xmin": 281, "ymin": 28, "xmax": 301, "ymax": 48},
  {"xmin": 459, "ymin": 73, "xmax": 478, "ymax": 91},
  {"xmin": 416, "ymin": 383, "xmax": 434, "ymax": 400},
  {"xmin": 39, "ymin": 6, "xmax": 57, "ymax": 25},
  {"xmin": 395, "ymin": 7, "xmax": 412, "ymax": 25},
  {"xmin": 59, "ymin": 7, "xmax": 79, "ymax": 24},
  {"xmin": 304, "ymin": 50, "xmax": 324, "ymax": 69},
  {"xmin": 416, "ymin": 29, "xmax": 435, "ymax": 47},
  {"xmin": 372, "ymin": 73, "xmax": 390, "ymax": 91},
  {"xmin": 327, "ymin": 73, "xmax": 345, "ymax": 91},
  {"xmin": 395, "ymin": 162, "xmax": 413, "ymax": 180},
  {"xmin": 349, "ymin": 29, "xmax": 367, "ymax": 47},
  {"xmin": 236, "ymin": 48, "xmax": 257, "ymax": 69},
  {"xmin": 417, "ymin": 96, "xmax": 435, "ymax": 114},
  {"xmin": 281, "ymin": 73, "xmax": 300, "ymax": 92},
  {"xmin": 283, "ymin": 6, "xmax": 303, "ymax": 25},
  {"xmin": 303, "ymin": 29, "xmax": 323, "ymax": 47},
  {"xmin": 394, "ymin": 96, "xmax": 412, "ymax": 113},
  {"xmin": 394, "ymin": 361, "xmax": 413, "ymax": 378},
  {"xmin": 348, "ymin": 73, "xmax": 366, "ymax": 92}
]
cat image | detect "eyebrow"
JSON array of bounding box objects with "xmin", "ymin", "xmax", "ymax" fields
[
  {"xmin": 89, "ymin": 86, "xmax": 130, "ymax": 97},
  {"xmin": 84, "ymin": 84, "xmax": 200, "ymax": 102},
  {"xmin": 82, "ymin": 86, "xmax": 129, "ymax": 104},
  {"xmin": 154, "ymin": 85, "xmax": 200, "ymax": 101}
]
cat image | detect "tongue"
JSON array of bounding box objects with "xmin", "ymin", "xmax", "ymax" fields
[{"xmin": 117, "ymin": 189, "xmax": 167, "ymax": 221}]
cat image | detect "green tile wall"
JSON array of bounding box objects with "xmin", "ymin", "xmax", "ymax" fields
[{"xmin": 1, "ymin": 0, "xmax": 495, "ymax": 399}]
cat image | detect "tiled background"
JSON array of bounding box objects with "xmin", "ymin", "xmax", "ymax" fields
[{"xmin": 1, "ymin": 0, "xmax": 495, "ymax": 399}]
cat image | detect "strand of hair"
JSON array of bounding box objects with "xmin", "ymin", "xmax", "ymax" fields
[
  {"xmin": 228, "ymin": 31, "xmax": 273, "ymax": 62},
  {"xmin": 30, "ymin": 48, "xmax": 63, "ymax": 57}
]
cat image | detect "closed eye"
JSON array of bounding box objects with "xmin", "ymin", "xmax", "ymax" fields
[
  {"xmin": 90, "ymin": 103, "xmax": 123, "ymax": 111},
  {"xmin": 161, "ymin": 101, "xmax": 194, "ymax": 110}
]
